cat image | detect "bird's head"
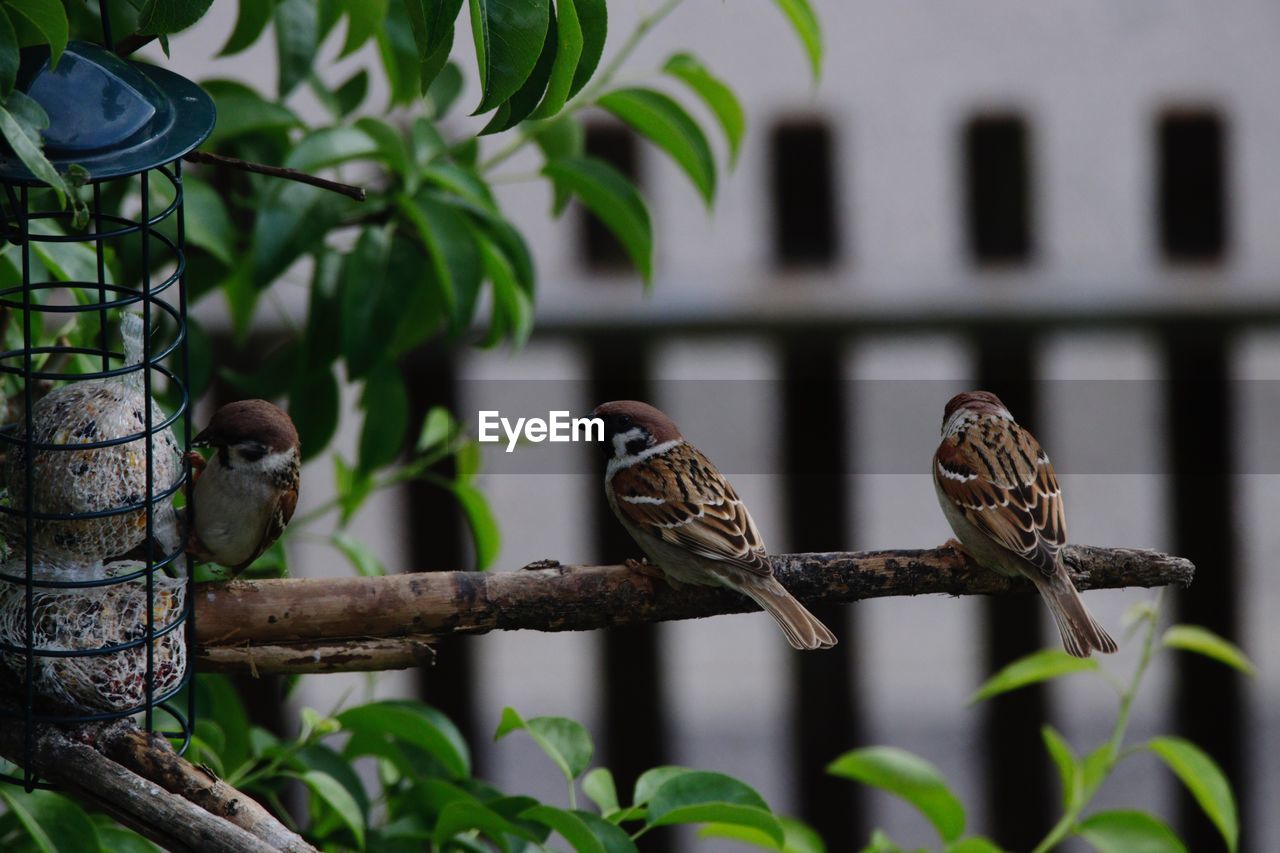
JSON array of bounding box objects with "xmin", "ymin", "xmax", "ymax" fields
[
  {"xmin": 591, "ymin": 400, "xmax": 683, "ymax": 461},
  {"xmin": 194, "ymin": 399, "xmax": 300, "ymax": 472},
  {"xmin": 941, "ymin": 390, "xmax": 1013, "ymax": 435}
]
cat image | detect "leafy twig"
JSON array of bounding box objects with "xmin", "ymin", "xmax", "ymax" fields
[{"xmin": 184, "ymin": 151, "xmax": 367, "ymax": 202}]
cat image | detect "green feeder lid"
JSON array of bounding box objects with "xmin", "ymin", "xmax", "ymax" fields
[{"xmin": 0, "ymin": 41, "xmax": 215, "ymax": 184}]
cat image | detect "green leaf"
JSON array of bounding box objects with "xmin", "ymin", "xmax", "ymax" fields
[
  {"xmin": 422, "ymin": 162, "xmax": 496, "ymax": 210},
  {"xmin": 181, "ymin": 176, "xmax": 236, "ymax": 266},
  {"xmin": 341, "ymin": 0, "xmax": 389, "ymax": 56},
  {"xmin": 598, "ymin": 87, "xmax": 716, "ymax": 205},
  {"xmin": 137, "ymin": 0, "xmax": 213, "ymax": 35},
  {"xmin": 1081, "ymin": 743, "xmax": 1111, "ymax": 799},
  {"xmin": 520, "ymin": 806, "xmax": 606, "ymax": 853},
  {"xmin": 1041, "ymin": 725, "xmax": 1080, "ymax": 810},
  {"xmin": 566, "ymin": 0, "xmax": 605, "ymax": 99},
  {"xmin": 633, "ymin": 766, "xmax": 691, "ymax": 807},
  {"xmin": 353, "ymin": 116, "xmax": 412, "ymax": 177},
  {"xmin": 398, "ymin": 192, "xmax": 484, "ymax": 331},
  {"xmin": 284, "ymin": 126, "xmax": 380, "ymax": 172},
  {"xmin": 339, "ymin": 700, "xmax": 471, "ymax": 779},
  {"xmin": 417, "ymin": 405, "xmax": 458, "ymax": 454},
  {"xmin": 468, "ymin": 0, "xmax": 551, "ymax": 114},
  {"xmin": 359, "ymin": 365, "xmax": 409, "ymax": 473},
  {"xmin": 220, "ymin": 0, "xmax": 277, "ymax": 55},
  {"xmin": 333, "ymin": 68, "xmax": 369, "ymax": 116},
  {"xmin": 275, "ymin": 0, "xmax": 319, "ymax": 97},
  {"xmin": 377, "ymin": 0, "xmax": 419, "ymax": 105},
  {"xmin": 479, "ymin": 2, "xmax": 558, "ymax": 135},
  {"xmin": 771, "ymin": 0, "xmax": 822, "ymax": 80},
  {"xmin": 434, "ymin": 799, "xmax": 519, "ymax": 849},
  {"xmin": 331, "ymin": 531, "xmax": 388, "ymax": 577},
  {"xmin": 425, "ymin": 62, "xmax": 464, "ymax": 118},
  {"xmin": 340, "ymin": 226, "xmax": 396, "ymax": 378},
  {"xmin": 251, "ymin": 183, "xmax": 350, "ymax": 285},
  {"xmin": 968, "ymin": 649, "xmax": 1098, "ymax": 704},
  {"xmin": 583, "ymin": 767, "xmax": 620, "ymax": 815},
  {"xmin": 1146, "ymin": 737, "xmax": 1238, "ymax": 852},
  {"xmin": 572, "ymin": 810, "xmax": 640, "ymax": 852},
  {"xmin": 646, "ymin": 772, "xmax": 781, "ymax": 844},
  {"xmin": 0, "ymin": 98, "xmax": 70, "ymax": 206},
  {"xmin": 698, "ymin": 816, "xmax": 824, "ymax": 853},
  {"xmin": 477, "ymin": 223, "xmax": 533, "ymax": 348},
  {"xmin": 1077, "ymin": 810, "xmax": 1187, "ymax": 853},
  {"xmin": 333, "ymin": 454, "xmax": 374, "ymax": 525},
  {"xmin": 828, "ymin": 747, "xmax": 965, "ymax": 843},
  {"xmin": 305, "ymin": 250, "xmax": 343, "ymax": 369},
  {"xmin": 945, "ymin": 839, "xmax": 1004, "ymax": 853},
  {"xmin": 494, "ymin": 707, "xmax": 593, "ymax": 781},
  {"xmin": 662, "ymin": 53, "xmax": 745, "ymax": 166},
  {"xmin": 453, "ymin": 481, "xmax": 499, "ymax": 569},
  {"xmin": 204, "ymin": 83, "xmax": 300, "ymax": 145},
  {"xmin": 542, "ymin": 156, "xmax": 651, "ymax": 280},
  {"xmin": 1161, "ymin": 625, "xmax": 1255, "ymax": 675},
  {"xmin": 296, "ymin": 769, "xmax": 366, "ymax": 848},
  {"xmin": 529, "ymin": 0, "xmax": 582, "ymax": 119},
  {"xmin": 0, "ymin": 788, "xmax": 101, "ymax": 852},
  {"xmin": 6, "ymin": 0, "xmax": 67, "ymax": 67},
  {"xmin": 288, "ymin": 364, "xmax": 340, "ymax": 461},
  {"xmin": 96, "ymin": 825, "xmax": 163, "ymax": 853},
  {"xmin": 0, "ymin": 9, "xmax": 19, "ymax": 96}
]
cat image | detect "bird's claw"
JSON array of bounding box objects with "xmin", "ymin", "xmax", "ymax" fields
[
  {"xmin": 625, "ymin": 557, "xmax": 665, "ymax": 581},
  {"xmin": 520, "ymin": 558, "xmax": 562, "ymax": 572},
  {"xmin": 942, "ymin": 538, "xmax": 973, "ymax": 561}
]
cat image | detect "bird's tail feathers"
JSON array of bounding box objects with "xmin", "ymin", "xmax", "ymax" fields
[
  {"xmin": 731, "ymin": 574, "xmax": 837, "ymax": 651},
  {"xmin": 1033, "ymin": 573, "xmax": 1118, "ymax": 658}
]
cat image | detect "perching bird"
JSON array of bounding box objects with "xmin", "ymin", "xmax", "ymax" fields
[
  {"xmin": 2, "ymin": 312, "xmax": 182, "ymax": 566},
  {"xmin": 933, "ymin": 391, "xmax": 1117, "ymax": 657},
  {"xmin": 186, "ymin": 399, "xmax": 300, "ymax": 576},
  {"xmin": 0, "ymin": 558, "xmax": 187, "ymax": 714},
  {"xmin": 594, "ymin": 400, "xmax": 836, "ymax": 650}
]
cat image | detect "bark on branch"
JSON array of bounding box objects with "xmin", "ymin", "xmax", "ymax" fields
[{"xmin": 196, "ymin": 545, "xmax": 1193, "ymax": 671}]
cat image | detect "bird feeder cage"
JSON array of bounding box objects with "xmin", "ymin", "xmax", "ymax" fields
[{"xmin": 0, "ymin": 26, "xmax": 214, "ymax": 789}]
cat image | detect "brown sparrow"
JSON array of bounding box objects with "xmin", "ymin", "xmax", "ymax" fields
[
  {"xmin": 187, "ymin": 400, "xmax": 300, "ymax": 576},
  {"xmin": 594, "ymin": 400, "xmax": 836, "ymax": 650},
  {"xmin": 933, "ymin": 391, "xmax": 1117, "ymax": 657}
]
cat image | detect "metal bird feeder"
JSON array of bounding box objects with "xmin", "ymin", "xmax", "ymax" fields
[{"xmin": 0, "ymin": 14, "xmax": 213, "ymax": 789}]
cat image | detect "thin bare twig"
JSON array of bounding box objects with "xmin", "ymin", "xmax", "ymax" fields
[{"xmin": 183, "ymin": 151, "xmax": 367, "ymax": 202}]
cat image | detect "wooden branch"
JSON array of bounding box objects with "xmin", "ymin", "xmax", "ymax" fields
[
  {"xmin": 196, "ymin": 546, "xmax": 1193, "ymax": 658},
  {"xmin": 98, "ymin": 724, "xmax": 317, "ymax": 852},
  {"xmin": 0, "ymin": 723, "xmax": 276, "ymax": 853},
  {"xmin": 183, "ymin": 151, "xmax": 367, "ymax": 201},
  {"xmin": 199, "ymin": 635, "xmax": 436, "ymax": 675}
]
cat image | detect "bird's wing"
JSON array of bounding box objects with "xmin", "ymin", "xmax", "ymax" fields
[
  {"xmin": 934, "ymin": 419, "xmax": 1066, "ymax": 577},
  {"xmin": 231, "ymin": 479, "xmax": 298, "ymax": 574},
  {"xmin": 609, "ymin": 443, "xmax": 772, "ymax": 577}
]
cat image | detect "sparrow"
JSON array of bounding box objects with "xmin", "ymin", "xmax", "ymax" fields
[
  {"xmin": 594, "ymin": 400, "xmax": 836, "ymax": 651},
  {"xmin": 2, "ymin": 311, "xmax": 182, "ymax": 567},
  {"xmin": 933, "ymin": 391, "xmax": 1117, "ymax": 657},
  {"xmin": 186, "ymin": 399, "xmax": 300, "ymax": 576}
]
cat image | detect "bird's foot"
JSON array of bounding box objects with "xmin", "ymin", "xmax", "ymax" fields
[
  {"xmin": 183, "ymin": 450, "xmax": 206, "ymax": 478},
  {"xmin": 519, "ymin": 558, "xmax": 563, "ymax": 572},
  {"xmin": 942, "ymin": 538, "xmax": 974, "ymax": 562},
  {"xmin": 624, "ymin": 557, "xmax": 666, "ymax": 582}
]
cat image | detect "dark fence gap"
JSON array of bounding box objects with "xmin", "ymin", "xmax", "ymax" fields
[
  {"xmin": 770, "ymin": 121, "xmax": 840, "ymax": 267},
  {"xmin": 780, "ymin": 338, "xmax": 863, "ymax": 850},
  {"xmin": 1158, "ymin": 112, "xmax": 1227, "ymax": 262},
  {"xmin": 582, "ymin": 125, "xmax": 641, "ymax": 273},
  {"xmin": 974, "ymin": 332, "xmax": 1053, "ymax": 849},
  {"xmin": 585, "ymin": 336, "xmax": 674, "ymax": 850},
  {"xmin": 1164, "ymin": 325, "xmax": 1246, "ymax": 851},
  {"xmin": 964, "ymin": 116, "xmax": 1033, "ymax": 264},
  {"xmin": 401, "ymin": 347, "xmax": 479, "ymax": 764}
]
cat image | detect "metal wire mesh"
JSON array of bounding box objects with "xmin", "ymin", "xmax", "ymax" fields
[{"xmin": 0, "ymin": 163, "xmax": 195, "ymax": 789}]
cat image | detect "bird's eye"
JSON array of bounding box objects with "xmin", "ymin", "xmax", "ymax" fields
[
  {"xmin": 617, "ymin": 414, "xmax": 632, "ymax": 428},
  {"xmin": 237, "ymin": 442, "xmax": 266, "ymax": 462}
]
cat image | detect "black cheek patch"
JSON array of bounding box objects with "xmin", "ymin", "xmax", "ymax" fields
[{"xmin": 625, "ymin": 436, "xmax": 650, "ymax": 456}]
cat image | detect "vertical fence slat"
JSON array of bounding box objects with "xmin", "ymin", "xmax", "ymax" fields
[
  {"xmin": 402, "ymin": 347, "xmax": 479, "ymax": 759},
  {"xmin": 585, "ymin": 335, "xmax": 671, "ymax": 847},
  {"xmin": 975, "ymin": 331, "xmax": 1053, "ymax": 849},
  {"xmin": 1164, "ymin": 324, "xmax": 1247, "ymax": 852},
  {"xmin": 780, "ymin": 338, "xmax": 863, "ymax": 850}
]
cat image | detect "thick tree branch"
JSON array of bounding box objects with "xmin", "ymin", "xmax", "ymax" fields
[
  {"xmin": 196, "ymin": 546, "xmax": 1193, "ymax": 662},
  {"xmin": 0, "ymin": 722, "xmax": 277, "ymax": 852}
]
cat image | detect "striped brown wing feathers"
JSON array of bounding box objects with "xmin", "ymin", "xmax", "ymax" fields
[
  {"xmin": 935, "ymin": 419, "xmax": 1066, "ymax": 577},
  {"xmin": 610, "ymin": 444, "xmax": 771, "ymax": 577}
]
